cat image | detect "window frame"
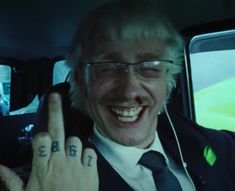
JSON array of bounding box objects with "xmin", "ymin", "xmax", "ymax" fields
[{"xmin": 181, "ymin": 18, "xmax": 235, "ymax": 122}]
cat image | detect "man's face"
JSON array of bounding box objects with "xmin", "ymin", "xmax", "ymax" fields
[{"xmin": 78, "ymin": 37, "xmax": 169, "ymax": 148}]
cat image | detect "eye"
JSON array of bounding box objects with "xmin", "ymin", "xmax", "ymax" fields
[
  {"xmin": 96, "ymin": 65, "xmax": 116, "ymax": 73},
  {"xmin": 92, "ymin": 64, "xmax": 119, "ymax": 79},
  {"xmin": 138, "ymin": 62, "xmax": 165, "ymax": 79},
  {"xmin": 141, "ymin": 68, "xmax": 161, "ymax": 78}
]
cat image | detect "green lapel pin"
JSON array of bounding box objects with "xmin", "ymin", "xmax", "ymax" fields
[{"xmin": 203, "ymin": 146, "xmax": 217, "ymax": 166}]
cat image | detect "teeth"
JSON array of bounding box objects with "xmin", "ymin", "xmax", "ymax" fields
[
  {"xmin": 117, "ymin": 115, "xmax": 138, "ymax": 122},
  {"xmin": 110, "ymin": 106, "xmax": 143, "ymax": 122},
  {"xmin": 111, "ymin": 106, "xmax": 142, "ymax": 117}
]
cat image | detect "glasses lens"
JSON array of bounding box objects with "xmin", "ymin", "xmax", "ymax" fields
[
  {"xmin": 91, "ymin": 63, "xmax": 122, "ymax": 81},
  {"xmin": 138, "ymin": 61, "xmax": 170, "ymax": 79},
  {"xmin": 87, "ymin": 60, "xmax": 173, "ymax": 82}
]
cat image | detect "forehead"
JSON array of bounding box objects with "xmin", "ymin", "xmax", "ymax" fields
[
  {"xmin": 82, "ymin": 15, "xmax": 174, "ymax": 61},
  {"xmin": 86, "ymin": 37, "xmax": 168, "ymax": 62}
]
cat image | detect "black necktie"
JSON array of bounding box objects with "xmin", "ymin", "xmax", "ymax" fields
[{"xmin": 139, "ymin": 151, "xmax": 182, "ymax": 191}]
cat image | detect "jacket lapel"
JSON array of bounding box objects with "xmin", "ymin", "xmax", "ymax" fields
[
  {"xmin": 96, "ymin": 149, "xmax": 134, "ymax": 191},
  {"xmin": 158, "ymin": 113, "xmax": 227, "ymax": 191}
]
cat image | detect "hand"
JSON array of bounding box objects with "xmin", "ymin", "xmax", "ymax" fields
[{"xmin": 0, "ymin": 93, "xmax": 99, "ymax": 191}]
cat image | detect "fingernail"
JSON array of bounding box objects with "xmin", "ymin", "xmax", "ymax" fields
[{"xmin": 49, "ymin": 93, "xmax": 60, "ymax": 103}]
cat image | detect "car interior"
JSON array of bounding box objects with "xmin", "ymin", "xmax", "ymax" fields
[{"xmin": 0, "ymin": 0, "xmax": 235, "ymax": 173}]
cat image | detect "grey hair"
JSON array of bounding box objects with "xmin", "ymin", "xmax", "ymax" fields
[{"xmin": 66, "ymin": 0, "xmax": 184, "ymax": 113}]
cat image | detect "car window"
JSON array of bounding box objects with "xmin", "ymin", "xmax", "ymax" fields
[
  {"xmin": 53, "ymin": 60, "xmax": 70, "ymax": 85},
  {"xmin": 9, "ymin": 59, "xmax": 70, "ymax": 115},
  {"xmin": 0, "ymin": 64, "xmax": 11, "ymax": 116},
  {"xmin": 188, "ymin": 29, "xmax": 235, "ymax": 132}
]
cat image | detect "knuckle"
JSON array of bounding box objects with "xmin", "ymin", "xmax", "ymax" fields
[
  {"xmin": 66, "ymin": 137, "xmax": 82, "ymax": 157},
  {"xmin": 33, "ymin": 132, "xmax": 51, "ymax": 143},
  {"xmin": 85, "ymin": 148, "xmax": 96, "ymax": 156},
  {"xmin": 82, "ymin": 148, "xmax": 97, "ymax": 168},
  {"xmin": 67, "ymin": 136, "xmax": 82, "ymax": 145}
]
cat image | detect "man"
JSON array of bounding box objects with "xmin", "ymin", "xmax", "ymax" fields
[{"xmin": 1, "ymin": 0, "xmax": 235, "ymax": 190}]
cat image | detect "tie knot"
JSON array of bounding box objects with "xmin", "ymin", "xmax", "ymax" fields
[{"xmin": 138, "ymin": 151, "xmax": 167, "ymax": 172}]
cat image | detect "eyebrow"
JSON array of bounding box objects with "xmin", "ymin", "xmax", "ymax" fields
[
  {"xmin": 91, "ymin": 51, "xmax": 164, "ymax": 62},
  {"xmin": 136, "ymin": 53, "xmax": 162, "ymax": 61},
  {"xmin": 93, "ymin": 51, "xmax": 122, "ymax": 61}
]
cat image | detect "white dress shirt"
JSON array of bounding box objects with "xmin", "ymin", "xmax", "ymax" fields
[{"xmin": 89, "ymin": 126, "xmax": 195, "ymax": 191}]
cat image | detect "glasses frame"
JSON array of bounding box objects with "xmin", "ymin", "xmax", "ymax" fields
[{"xmin": 84, "ymin": 59, "xmax": 174, "ymax": 82}]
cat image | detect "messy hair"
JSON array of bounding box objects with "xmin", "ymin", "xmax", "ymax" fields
[{"xmin": 66, "ymin": 0, "xmax": 184, "ymax": 113}]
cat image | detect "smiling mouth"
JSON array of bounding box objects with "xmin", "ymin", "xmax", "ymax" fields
[{"xmin": 108, "ymin": 106, "xmax": 145, "ymax": 124}]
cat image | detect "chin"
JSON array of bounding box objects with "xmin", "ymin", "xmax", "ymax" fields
[{"xmin": 109, "ymin": 129, "xmax": 154, "ymax": 148}]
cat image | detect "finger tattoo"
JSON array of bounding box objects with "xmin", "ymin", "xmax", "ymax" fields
[
  {"xmin": 39, "ymin": 146, "xmax": 47, "ymax": 157},
  {"xmin": 51, "ymin": 141, "xmax": 60, "ymax": 152},
  {"xmin": 68, "ymin": 145, "xmax": 77, "ymax": 157},
  {"xmin": 87, "ymin": 155, "xmax": 93, "ymax": 167}
]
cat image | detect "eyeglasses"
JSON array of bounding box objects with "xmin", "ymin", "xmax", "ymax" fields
[{"xmin": 84, "ymin": 60, "xmax": 175, "ymax": 82}]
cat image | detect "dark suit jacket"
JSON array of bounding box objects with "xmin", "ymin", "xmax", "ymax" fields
[
  {"xmin": 34, "ymin": 83, "xmax": 235, "ymax": 191},
  {"xmin": 88, "ymin": 113, "xmax": 235, "ymax": 191}
]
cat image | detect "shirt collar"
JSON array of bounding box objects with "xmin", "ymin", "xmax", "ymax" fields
[{"xmin": 89, "ymin": 124, "xmax": 169, "ymax": 174}]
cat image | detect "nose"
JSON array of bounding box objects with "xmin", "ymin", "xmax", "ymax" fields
[{"xmin": 115, "ymin": 67, "xmax": 146, "ymax": 101}]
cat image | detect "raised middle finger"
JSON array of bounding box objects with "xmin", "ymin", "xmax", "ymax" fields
[{"xmin": 48, "ymin": 93, "xmax": 65, "ymax": 156}]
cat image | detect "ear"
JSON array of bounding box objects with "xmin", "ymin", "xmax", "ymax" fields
[
  {"xmin": 74, "ymin": 69, "xmax": 88, "ymax": 97},
  {"xmin": 74, "ymin": 70, "xmax": 83, "ymax": 86},
  {"xmin": 0, "ymin": 164, "xmax": 24, "ymax": 191}
]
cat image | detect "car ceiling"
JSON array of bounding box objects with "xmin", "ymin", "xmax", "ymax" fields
[{"xmin": 0, "ymin": 0, "xmax": 235, "ymax": 60}]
